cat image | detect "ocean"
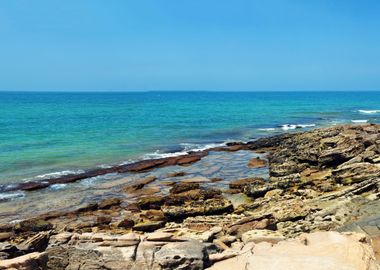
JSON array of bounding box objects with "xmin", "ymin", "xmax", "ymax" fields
[{"xmin": 1, "ymin": 91, "xmax": 380, "ymax": 186}]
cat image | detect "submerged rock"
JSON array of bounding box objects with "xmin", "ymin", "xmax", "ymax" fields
[{"xmin": 247, "ymin": 157, "xmax": 267, "ymax": 168}]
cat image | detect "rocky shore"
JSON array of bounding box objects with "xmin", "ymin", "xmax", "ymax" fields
[{"xmin": 1, "ymin": 124, "xmax": 380, "ymax": 269}]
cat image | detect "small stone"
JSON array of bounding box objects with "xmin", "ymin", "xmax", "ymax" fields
[
  {"xmin": 0, "ymin": 232, "xmax": 13, "ymax": 242},
  {"xmin": 167, "ymin": 171, "xmax": 186, "ymax": 177},
  {"xmin": 113, "ymin": 218, "xmax": 134, "ymax": 229},
  {"xmin": 96, "ymin": 215, "xmax": 112, "ymax": 225}
]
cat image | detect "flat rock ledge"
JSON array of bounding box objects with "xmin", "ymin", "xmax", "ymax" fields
[{"xmin": 0, "ymin": 231, "xmax": 377, "ymax": 270}]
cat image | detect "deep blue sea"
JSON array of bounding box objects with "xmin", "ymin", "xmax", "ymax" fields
[{"xmin": 1, "ymin": 91, "xmax": 380, "ymax": 185}]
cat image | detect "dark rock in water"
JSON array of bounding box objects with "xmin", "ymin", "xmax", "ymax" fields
[
  {"xmin": 98, "ymin": 198, "xmax": 121, "ymax": 209},
  {"xmin": 246, "ymin": 133, "xmax": 293, "ymax": 150},
  {"xmin": 247, "ymin": 157, "xmax": 267, "ymax": 168},
  {"xmin": 2, "ymin": 151, "xmax": 209, "ymax": 193},
  {"xmin": 167, "ymin": 171, "xmax": 186, "ymax": 177},
  {"xmin": 177, "ymin": 155, "xmax": 202, "ymax": 165},
  {"xmin": 170, "ymin": 183, "xmax": 200, "ymax": 194},
  {"xmin": 122, "ymin": 175, "xmax": 157, "ymax": 193},
  {"xmin": 125, "ymin": 159, "xmax": 167, "ymax": 172}
]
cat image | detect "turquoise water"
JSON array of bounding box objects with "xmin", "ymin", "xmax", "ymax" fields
[{"xmin": 1, "ymin": 91, "xmax": 380, "ymax": 185}]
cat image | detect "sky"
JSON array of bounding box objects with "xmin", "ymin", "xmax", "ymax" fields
[{"xmin": 0, "ymin": 0, "xmax": 379, "ymax": 91}]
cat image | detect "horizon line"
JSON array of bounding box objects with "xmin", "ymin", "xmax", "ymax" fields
[{"xmin": 1, "ymin": 89, "xmax": 380, "ymax": 93}]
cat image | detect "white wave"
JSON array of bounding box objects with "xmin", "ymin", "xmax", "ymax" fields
[
  {"xmin": 351, "ymin": 120, "xmax": 368, "ymax": 123},
  {"xmin": 97, "ymin": 164, "xmax": 113, "ymax": 169},
  {"xmin": 258, "ymin": 128, "xmax": 276, "ymax": 131},
  {"xmin": 0, "ymin": 192, "xmax": 25, "ymax": 202},
  {"xmin": 281, "ymin": 124, "xmax": 316, "ymax": 130},
  {"xmin": 297, "ymin": 124, "xmax": 316, "ymax": 128},
  {"xmin": 180, "ymin": 142, "xmax": 227, "ymax": 152},
  {"xmin": 358, "ymin": 110, "xmax": 380, "ymax": 114},
  {"xmin": 143, "ymin": 142, "xmax": 227, "ymax": 160},
  {"xmin": 49, "ymin": 184, "xmax": 68, "ymax": 191},
  {"xmin": 118, "ymin": 159, "xmax": 135, "ymax": 166},
  {"xmin": 23, "ymin": 170, "xmax": 85, "ymax": 182},
  {"xmin": 143, "ymin": 150, "xmax": 187, "ymax": 159}
]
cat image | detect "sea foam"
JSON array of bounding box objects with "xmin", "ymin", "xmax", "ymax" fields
[
  {"xmin": 351, "ymin": 120, "xmax": 368, "ymax": 123},
  {"xmin": 358, "ymin": 110, "xmax": 380, "ymax": 114}
]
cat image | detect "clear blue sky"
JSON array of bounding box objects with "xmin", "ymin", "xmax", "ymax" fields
[{"xmin": 0, "ymin": 0, "xmax": 379, "ymax": 91}]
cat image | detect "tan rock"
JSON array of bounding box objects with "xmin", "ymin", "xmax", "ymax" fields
[
  {"xmin": 181, "ymin": 176, "xmax": 211, "ymax": 183},
  {"xmin": 207, "ymin": 231, "xmax": 380, "ymax": 270},
  {"xmin": 0, "ymin": 252, "xmax": 48, "ymax": 270},
  {"xmin": 241, "ymin": 229, "xmax": 285, "ymax": 244}
]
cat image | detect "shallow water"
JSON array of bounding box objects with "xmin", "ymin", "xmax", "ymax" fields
[{"xmin": 0, "ymin": 150, "xmax": 266, "ymax": 222}]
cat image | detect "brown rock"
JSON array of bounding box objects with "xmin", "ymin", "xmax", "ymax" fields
[
  {"xmin": 137, "ymin": 195, "xmax": 165, "ymax": 210},
  {"xmin": 112, "ymin": 218, "xmax": 135, "ymax": 229},
  {"xmin": 133, "ymin": 221, "xmax": 165, "ymax": 232},
  {"xmin": 17, "ymin": 232, "xmax": 50, "ymax": 253},
  {"xmin": 97, "ymin": 197, "xmax": 121, "ymax": 209},
  {"xmin": 141, "ymin": 209, "xmax": 166, "ymax": 222},
  {"xmin": 0, "ymin": 252, "xmax": 48, "ymax": 270},
  {"xmin": 122, "ymin": 175, "xmax": 157, "ymax": 192},
  {"xmin": 247, "ymin": 157, "xmax": 267, "ymax": 168},
  {"xmin": 14, "ymin": 219, "xmax": 53, "ymax": 233},
  {"xmin": 229, "ymin": 177, "xmax": 265, "ymax": 190},
  {"xmin": 228, "ymin": 219, "xmax": 271, "ymax": 237},
  {"xmin": 177, "ymin": 155, "xmax": 202, "ymax": 165},
  {"xmin": 167, "ymin": 171, "xmax": 186, "ymax": 177},
  {"xmin": 0, "ymin": 232, "xmax": 13, "ymax": 242},
  {"xmin": 170, "ymin": 182, "xmax": 200, "ymax": 194},
  {"xmin": 163, "ymin": 198, "xmax": 233, "ymax": 219}
]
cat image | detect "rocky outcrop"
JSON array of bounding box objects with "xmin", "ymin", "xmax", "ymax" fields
[
  {"xmin": 268, "ymin": 124, "xmax": 380, "ymax": 186},
  {"xmin": 2, "ymin": 124, "xmax": 380, "ymax": 269}
]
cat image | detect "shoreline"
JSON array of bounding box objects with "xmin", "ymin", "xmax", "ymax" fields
[
  {"xmin": 0, "ymin": 133, "xmax": 289, "ymax": 193},
  {"xmin": 1, "ymin": 123, "xmax": 380, "ymax": 269}
]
